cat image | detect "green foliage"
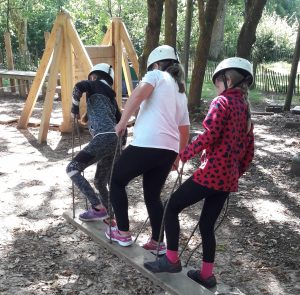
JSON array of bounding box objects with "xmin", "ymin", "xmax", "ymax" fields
[
  {"xmin": 0, "ymin": 0, "xmax": 299, "ymax": 73},
  {"xmin": 201, "ymin": 79, "xmax": 264, "ymax": 105},
  {"xmin": 66, "ymin": 0, "xmax": 111, "ymax": 45},
  {"xmin": 266, "ymin": 0, "xmax": 300, "ymax": 18},
  {"xmin": 0, "ymin": 0, "xmax": 68, "ymax": 68},
  {"xmin": 114, "ymin": 0, "xmax": 147, "ymax": 56},
  {"xmin": 223, "ymin": 1, "xmax": 243, "ymax": 57},
  {"xmin": 252, "ymin": 12, "xmax": 298, "ymax": 62}
]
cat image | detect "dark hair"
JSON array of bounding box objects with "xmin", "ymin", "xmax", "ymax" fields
[
  {"xmin": 89, "ymin": 71, "xmax": 113, "ymax": 86},
  {"xmin": 156, "ymin": 59, "xmax": 185, "ymax": 93}
]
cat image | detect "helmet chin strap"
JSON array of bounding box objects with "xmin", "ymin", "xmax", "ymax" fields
[
  {"xmin": 222, "ymin": 73, "xmax": 228, "ymax": 90},
  {"xmin": 223, "ymin": 73, "xmax": 250, "ymax": 90}
]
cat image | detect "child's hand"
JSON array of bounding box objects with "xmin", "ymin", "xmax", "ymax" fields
[
  {"xmin": 71, "ymin": 105, "xmax": 80, "ymax": 119},
  {"xmin": 172, "ymin": 156, "xmax": 180, "ymax": 171},
  {"xmin": 115, "ymin": 121, "xmax": 127, "ymax": 137},
  {"xmin": 179, "ymin": 149, "xmax": 189, "ymax": 163}
]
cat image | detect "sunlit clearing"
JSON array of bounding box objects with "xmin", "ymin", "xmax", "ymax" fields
[
  {"xmin": 21, "ymin": 194, "xmax": 45, "ymax": 209},
  {"xmin": 129, "ymin": 202, "xmax": 147, "ymax": 222},
  {"xmin": 67, "ymin": 144, "xmax": 88, "ymax": 155},
  {"xmin": 244, "ymin": 199, "xmax": 300, "ymax": 231},
  {"xmin": 266, "ymin": 277, "xmax": 286, "ymax": 295}
]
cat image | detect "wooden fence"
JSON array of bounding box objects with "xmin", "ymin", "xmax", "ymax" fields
[
  {"xmin": 187, "ymin": 61, "xmax": 300, "ymax": 95},
  {"xmin": 255, "ymin": 64, "xmax": 300, "ymax": 94}
]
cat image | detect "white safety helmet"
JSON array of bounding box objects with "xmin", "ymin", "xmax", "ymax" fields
[
  {"xmin": 88, "ymin": 63, "xmax": 114, "ymax": 84},
  {"xmin": 147, "ymin": 45, "xmax": 180, "ymax": 70},
  {"xmin": 212, "ymin": 57, "xmax": 253, "ymax": 86}
]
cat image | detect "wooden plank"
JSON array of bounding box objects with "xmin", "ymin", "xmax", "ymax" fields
[
  {"xmin": 85, "ymin": 45, "xmax": 115, "ymax": 67},
  {"xmin": 122, "ymin": 51, "xmax": 133, "ymax": 96},
  {"xmin": 112, "ymin": 17, "xmax": 123, "ymax": 107},
  {"xmin": 120, "ymin": 22, "xmax": 139, "ymax": 79},
  {"xmin": 59, "ymin": 15, "xmax": 75, "ymax": 133},
  {"xmin": 251, "ymin": 111, "xmax": 274, "ymax": 116},
  {"xmin": 17, "ymin": 79, "xmax": 27, "ymax": 98},
  {"xmin": 38, "ymin": 29, "xmax": 63, "ymax": 143},
  {"xmin": 85, "ymin": 45, "xmax": 114, "ymax": 58},
  {"xmin": 44, "ymin": 31, "xmax": 50, "ymax": 46},
  {"xmin": 63, "ymin": 211, "xmax": 214, "ymax": 295},
  {"xmin": 66, "ymin": 16, "xmax": 92, "ymax": 77},
  {"xmin": 0, "ymin": 77, "xmax": 3, "ymax": 95},
  {"xmin": 102, "ymin": 25, "xmax": 112, "ymax": 45},
  {"xmin": 17, "ymin": 19, "xmax": 61, "ymax": 129},
  {"xmin": 0, "ymin": 70, "xmax": 37, "ymax": 79}
]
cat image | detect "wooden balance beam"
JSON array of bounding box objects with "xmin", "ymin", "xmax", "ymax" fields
[
  {"xmin": 63, "ymin": 211, "xmax": 244, "ymax": 295},
  {"xmin": 63, "ymin": 211, "xmax": 214, "ymax": 295}
]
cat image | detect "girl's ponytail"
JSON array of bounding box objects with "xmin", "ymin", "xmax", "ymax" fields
[{"xmin": 158, "ymin": 60, "xmax": 186, "ymax": 93}]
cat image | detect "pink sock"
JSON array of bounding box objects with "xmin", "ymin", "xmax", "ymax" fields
[
  {"xmin": 166, "ymin": 250, "xmax": 179, "ymax": 264},
  {"xmin": 200, "ymin": 261, "xmax": 214, "ymax": 279}
]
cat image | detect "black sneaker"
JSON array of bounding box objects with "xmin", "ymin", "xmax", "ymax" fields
[
  {"xmin": 187, "ymin": 270, "xmax": 217, "ymax": 288},
  {"xmin": 144, "ymin": 255, "xmax": 182, "ymax": 273}
]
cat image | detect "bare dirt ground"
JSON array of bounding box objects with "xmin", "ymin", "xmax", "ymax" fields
[{"xmin": 0, "ymin": 93, "xmax": 299, "ymax": 295}]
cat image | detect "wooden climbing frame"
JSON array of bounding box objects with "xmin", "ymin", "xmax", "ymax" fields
[{"xmin": 17, "ymin": 10, "xmax": 139, "ymax": 144}]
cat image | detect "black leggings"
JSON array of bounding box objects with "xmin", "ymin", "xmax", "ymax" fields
[
  {"xmin": 110, "ymin": 145, "xmax": 177, "ymax": 240},
  {"xmin": 165, "ymin": 176, "xmax": 229, "ymax": 263}
]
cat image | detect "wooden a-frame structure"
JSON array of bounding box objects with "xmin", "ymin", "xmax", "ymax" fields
[{"xmin": 17, "ymin": 10, "xmax": 139, "ymax": 143}]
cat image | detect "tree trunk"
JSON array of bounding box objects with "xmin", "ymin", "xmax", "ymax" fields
[
  {"xmin": 209, "ymin": 0, "xmax": 226, "ymax": 60},
  {"xmin": 284, "ymin": 21, "xmax": 300, "ymax": 111},
  {"xmin": 236, "ymin": 0, "xmax": 267, "ymax": 59},
  {"xmin": 182, "ymin": 0, "xmax": 194, "ymax": 83},
  {"xmin": 138, "ymin": 0, "xmax": 164, "ymax": 78},
  {"xmin": 165, "ymin": 0, "xmax": 177, "ymax": 47},
  {"xmin": 10, "ymin": 6, "xmax": 31, "ymax": 67},
  {"xmin": 188, "ymin": 0, "xmax": 219, "ymax": 110}
]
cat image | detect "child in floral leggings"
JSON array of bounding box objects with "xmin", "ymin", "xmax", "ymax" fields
[{"xmin": 66, "ymin": 63, "xmax": 125, "ymax": 224}]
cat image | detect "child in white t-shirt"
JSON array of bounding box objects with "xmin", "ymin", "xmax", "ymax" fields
[{"xmin": 104, "ymin": 45, "xmax": 190, "ymax": 252}]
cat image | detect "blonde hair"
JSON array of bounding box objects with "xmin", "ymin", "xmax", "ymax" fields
[{"xmin": 225, "ymin": 69, "xmax": 252, "ymax": 133}]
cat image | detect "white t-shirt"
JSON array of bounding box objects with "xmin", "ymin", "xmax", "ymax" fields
[{"xmin": 131, "ymin": 69, "xmax": 190, "ymax": 153}]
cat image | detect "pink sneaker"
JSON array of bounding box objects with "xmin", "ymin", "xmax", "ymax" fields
[
  {"xmin": 105, "ymin": 227, "xmax": 133, "ymax": 247},
  {"xmin": 142, "ymin": 238, "xmax": 166, "ymax": 255},
  {"xmin": 103, "ymin": 218, "xmax": 117, "ymax": 228}
]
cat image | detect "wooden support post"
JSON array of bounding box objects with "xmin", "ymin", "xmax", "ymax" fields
[
  {"xmin": 112, "ymin": 17, "xmax": 122, "ymax": 107},
  {"xmin": 66, "ymin": 18, "xmax": 92, "ymax": 76},
  {"xmin": 18, "ymin": 11, "xmax": 139, "ymax": 143},
  {"xmin": 17, "ymin": 79, "xmax": 27, "ymax": 98},
  {"xmin": 38, "ymin": 30, "xmax": 63, "ymax": 143},
  {"xmin": 0, "ymin": 76, "xmax": 4, "ymax": 95},
  {"xmin": 60, "ymin": 16, "xmax": 75, "ymax": 133},
  {"xmin": 102, "ymin": 25, "xmax": 112, "ymax": 46},
  {"xmin": 17, "ymin": 21, "xmax": 61, "ymax": 129},
  {"xmin": 122, "ymin": 51, "xmax": 133, "ymax": 96},
  {"xmin": 0, "ymin": 48, "xmax": 3, "ymax": 94},
  {"xmin": 120, "ymin": 22, "xmax": 139, "ymax": 78},
  {"xmin": 44, "ymin": 32, "xmax": 50, "ymax": 45},
  {"xmin": 4, "ymin": 32, "xmax": 16, "ymax": 93}
]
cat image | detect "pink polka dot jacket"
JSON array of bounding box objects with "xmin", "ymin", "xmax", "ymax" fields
[{"xmin": 180, "ymin": 88, "xmax": 254, "ymax": 192}]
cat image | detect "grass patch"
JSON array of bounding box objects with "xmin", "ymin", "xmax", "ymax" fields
[{"xmin": 200, "ymin": 80, "xmax": 266, "ymax": 105}]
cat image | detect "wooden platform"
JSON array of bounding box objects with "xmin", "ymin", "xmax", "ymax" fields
[
  {"xmin": 0, "ymin": 70, "xmax": 40, "ymax": 98},
  {"xmin": 63, "ymin": 211, "xmax": 214, "ymax": 295}
]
